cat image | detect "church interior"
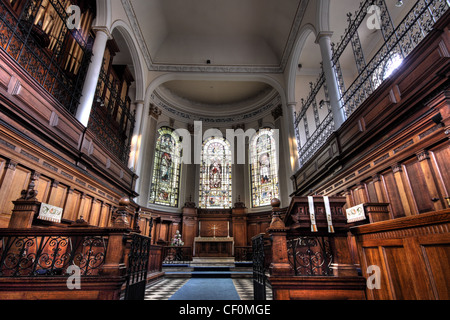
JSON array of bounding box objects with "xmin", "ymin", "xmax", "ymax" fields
[{"xmin": 0, "ymin": 0, "xmax": 449, "ymax": 302}]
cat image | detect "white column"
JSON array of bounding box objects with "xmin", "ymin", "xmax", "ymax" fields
[
  {"xmin": 76, "ymin": 29, "xmax": 110, "ymax": 127},
  {"xmin": 128, "ymin": 101, "xmax": 145, "ymax": 170},
  {"xmin": 316, "ymin": 32, "xmax": 346, "ymax": 129},
  {"xmin": 286, "ymin": 102, "xmax": 300, "ymax": 173}
]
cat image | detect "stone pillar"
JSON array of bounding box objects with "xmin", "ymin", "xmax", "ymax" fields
[
  {"xmin": 128, "ymin": 101, "xmax": 145, "ymax": 171},
  {"xmin": 316, "ymin": 32, "xmax": 346, "ymax": 129},
  {"xmin": 76, "ymin": 28, "xmax": 110, "ymax": 127}
]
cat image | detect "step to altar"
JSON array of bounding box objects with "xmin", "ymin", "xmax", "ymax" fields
[
  {"xmin": 191, "ymin": 257, "xmax": 236, "ymax": 267},
  {"xmin": 163, "ymin": 258, "xmax": 253, "ymax": 279}
]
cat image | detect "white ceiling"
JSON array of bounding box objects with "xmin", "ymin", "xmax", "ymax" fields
[
  {"xmin": 161, "ymin": 80, "xmax": 273, "ymax": 106},
  {"xmin": 114, "ymin": 0, "xmax": 416, "ymax": 121},
  {"xmin": 128, "ymin": 0, "xmax": 303, "ymax": 67}
]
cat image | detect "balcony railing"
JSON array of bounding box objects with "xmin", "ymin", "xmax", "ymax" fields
[
  {"xmin": 294, "ymin": 0, "xmax": 449, "ymax": 168},
  {"xmin": 294, "ymin": 72, "xmax": 335, "ymax": 167},
  {"xmin": 333, "ymin": 0, "xmax": 450, "ymax": 118},
  {"xmin": 88, "ymin": 64, "xmax": 136, "ymax": 165},
  {"xmin": 0, "ymin": 0, "xmax": 93, "ymax": 115}
]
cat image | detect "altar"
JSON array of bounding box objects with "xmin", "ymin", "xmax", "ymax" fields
[{"xmin": 194, "ymin": 237, "xmax": 235, "ymax": 258}]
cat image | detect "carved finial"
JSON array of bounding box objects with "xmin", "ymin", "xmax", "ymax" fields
[
  {"xmin": 112, "ymin": 197, "xmax": 131, "ymax": 227},
  {"xmin": 269, "ymin": 198, "xmax": 287, "ymax": 231},
  {"xmin": 20, "ymin": 174, "xmax": 39, "ymax": 201},
  {"xmin": 119, "ymin": 197, "xmax": 130, "ymax": 207},
  {"xmin": 271, "ymin": 198, "xmax": 281, "ymax": 209}
]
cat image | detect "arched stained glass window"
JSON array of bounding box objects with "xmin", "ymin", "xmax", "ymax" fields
[
  {"xmin": 250, "ymin": 128, "xmax": 279, "ymax": 208},
  {"xmin": 149, "ymin": 127, "xmax": 181, "ymax": 207},
  {"xmin": 199, "ymin": 137, "xmax": 232, "ymax": 209}
]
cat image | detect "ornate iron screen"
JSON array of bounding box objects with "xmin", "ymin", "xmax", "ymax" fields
[
  {"xmin": 124, "ymin": 233, "xmax": 151, "ymax": 300},
  {"xmin": 88, "ymin": 58, "xmax": 136, "ymax": 165},
  {"xmin": 252, "ymin": 234, "xmax": 267, "ymax": 301},
  {"xmin": 0, "ymin": 234, "xmax": 108, "ymax": 277},
  {"xmin": 287, "ymin": 236, "xmax": 333, "ymax": 276},
  {"xmin": 0, "ymin": 0, "xmax": 94, "ymax": 115}
]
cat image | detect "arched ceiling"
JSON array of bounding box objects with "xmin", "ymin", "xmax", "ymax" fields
[
  {"xmin": 116, "ymin": 0, "xmax": 312, "ymax": 123},
  {"xmin": 122, "ymin": 0, "xmax": 308, "ymax": 71}
]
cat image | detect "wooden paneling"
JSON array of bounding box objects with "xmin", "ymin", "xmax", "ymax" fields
[
  {"xmin": 421, "ymin": 243, "xmax": 450, "ymax": 299},
  {"xmin": 47, "ymin": 182, "xmax": 69, "ymax": 209},
  {"xmin": 383, "ymin": 246, "xmax": 417, "ymax": 300},
  {"xmin": 35, "ymin": 175, "xmax": 52, "ymax": 204},
  {"xmin": 366, "ymin": 181, "xmax": 378, "ymax": 203},
  {"xmin": 64, "ymin": 190, "xmax": 82, "ymax": 221},
  {"xmin": 352, "ymin": 210, "xmax": 450, "ymax": 300},
  {"xmin": 430, "ymin": 145, "xmax": 450, "ymax": 198},
  {"xmin": 291, "ymin": 14, "xmax": 450, "ymax": 226},
  {"xmin": 381, "ymin": 171, "xmax": 405, "ymax": 218},
  {"xmin": 0, "ymin": 163, "xmax": 31, "ymax": 217},
  {"xmin": 404, "ymin": 160, "xmax": 434, "ymax": 213}
]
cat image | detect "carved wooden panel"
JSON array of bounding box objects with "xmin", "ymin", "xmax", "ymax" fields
[
  {"xmin": 404, "ymin": 160, "xmax": 434, "ymax": 214},
  {"xmin": 63, "ymin": 189, "xmax": 82, "ymax": 221},
  {"xmin": 99, "ymin": 204, "xmax": 112, "ymax": 228},
  {"xmin": 366, "ymin": 181, "xmax": 378, "ymax": 203},
  {"xmin": 431, "ymin": 143, "xmax": 450, "ymax": 197},
  {"xmin": 35, "ymin": 175, "xmax": 51, "ymax": 204},
  {"xmin": 383, "ymin": 246, "xmax": 417, "ymax": 300},
  {"xmin": 421, "ymin": 243, "xmax": 450, "ymax": 299},
  {"xmin": 47, "ymin": 182, "xmax": 69, "ymax": 209},
  {"xmin": 381, "ymin": 170, "xmax": 405, "ymax": 218},
  {"xmin": 0, "ymin": 163, "xmax": 31, "ymax": 217},
  {"xmin": 89, "ymin": 200, "xmax": 102, "ymax": 226},
  {"xmin": 353, "ymin": 211, "xmax": 450, "ymax": 300}
]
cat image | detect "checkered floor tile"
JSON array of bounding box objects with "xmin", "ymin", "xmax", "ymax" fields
[
  {"xmin": 233, "ymin": 279, "xmax": 273, "ymax": 301},
  {"xmin": 142, "ymin": 277, "xmax": 273, "ymax": 301},
  {"xmin": 144, "ymin": 278, "xmax": 190, "ymax": 301}
]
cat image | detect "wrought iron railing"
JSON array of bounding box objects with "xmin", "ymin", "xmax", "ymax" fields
[
  {"xmin": 124, "ymin": 233, "xmax": 151, "ymax": 300},
  {"xmin": 252, "ymin": 234, "xmax": 267, "ymax": 300},
  {"xmin": 88, "ymin": 64, "xmax": 136, "ymax": 165},
  {"xmin": 287, "ymin": 236, "xmax": 333, "ymax": 276},
  {"xmin": 294, "ymin": 0, "xmax": 449, "ymax": 168},
  {"xmin": 294, "ymin": 72, "xmax": 335, "ymax": 166},
  {"xmin": 332, "ymin": 0, "xmax": 450, "ymax": 118},
  {"xmin": 0, "ymin": 0, "xmax": 93, "ymax": 115},
  {"xmin": 0, "ymin": 231, "xmax": 108, "ymax": 277}
]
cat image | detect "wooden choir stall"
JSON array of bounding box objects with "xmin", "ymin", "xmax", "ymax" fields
[{"xmin": 266, "ymin": 197, "xmax": 367, "ymax": 300}]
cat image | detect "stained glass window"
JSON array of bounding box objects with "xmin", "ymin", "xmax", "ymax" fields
[
  {"xmin": 250, "ymin": 128, "xmax": 279, "ymax": 208},
  {"xmin": 149, "ymin": 127, "xmax": 181, "ymax": 207},
  {"xmin": 199, "ymin": 137, "xmax": 232, "ymax": 209}
]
